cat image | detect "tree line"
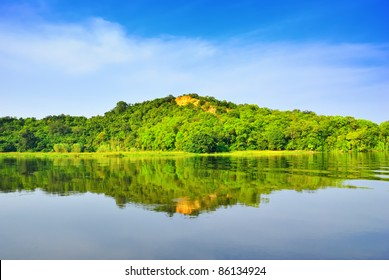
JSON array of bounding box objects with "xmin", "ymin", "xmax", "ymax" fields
[{"xmin": 0, "ymin": 94, "xmax": 388, "ymax": 153}]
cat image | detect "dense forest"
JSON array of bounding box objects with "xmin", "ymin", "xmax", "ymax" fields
[{"xmin": 0, "ymin": 94, "xmax": 388, "ymax": 153}]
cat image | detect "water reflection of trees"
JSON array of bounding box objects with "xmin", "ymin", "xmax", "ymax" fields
[{"xmin": 1, "ymin": 153, "xmax": 388, "ymax": 216}]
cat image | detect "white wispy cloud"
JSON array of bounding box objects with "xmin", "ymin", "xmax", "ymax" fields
[{"xmin": 0, "ymin": 17, "xmax": 388, "ymax": 123}]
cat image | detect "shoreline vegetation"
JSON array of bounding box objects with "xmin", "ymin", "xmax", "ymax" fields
[
  {"xmin": 0, "ymin": 150, "xmax": 316, "ymax": 158},
  {"xmin": 1, "ymin": 94, "xmax": 388, "ymax": 154},
  {"xmin": 1, "ymin": 150, "xmax": 388, "ymax": 160}
]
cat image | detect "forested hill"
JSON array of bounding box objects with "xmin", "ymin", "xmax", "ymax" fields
[{"xmin": 1, "ymin": 94, "xmax": 388, "ymax": 153}]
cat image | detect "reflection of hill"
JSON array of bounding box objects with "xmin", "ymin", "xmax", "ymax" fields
[{"xmin": 0, "ymin": 153, "xmax": 388, "ymax": 216}]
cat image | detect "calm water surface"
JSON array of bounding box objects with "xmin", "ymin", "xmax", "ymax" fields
[{"xmin": 1, "ymin": 153, "xmax": 389, "ymax": 259}]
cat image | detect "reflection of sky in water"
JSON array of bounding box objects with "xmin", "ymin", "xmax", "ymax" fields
[
  {"xmin": 370, "ymin": 169, "xmax": 389, "ymax": 180},
  {"xmin": 1, "ymin": 180, "xmax": 389, "ymax": 259}
]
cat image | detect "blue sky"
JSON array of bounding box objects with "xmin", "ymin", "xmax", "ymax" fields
[{"xmin": 0, "ymin": 0, "xmax": 388, "ymax": 123}]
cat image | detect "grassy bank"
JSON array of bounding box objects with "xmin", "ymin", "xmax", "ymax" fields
[
  {"xmin": 212, "ymin": 150, "xmax": 316, "ymax": 157},
  {"xmin": 0, "ymin": 151, "xmax": 192, "ymax": 159},
  {"xmin": 0, "ymin": 150, "xmax": 317, "ymax": 159}
]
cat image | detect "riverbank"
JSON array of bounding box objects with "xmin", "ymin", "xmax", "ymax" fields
[{"xmin": 0, "ymin": 150, "xmax": 316, "ymax": 159}]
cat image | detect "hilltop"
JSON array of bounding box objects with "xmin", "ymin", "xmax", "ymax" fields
[{"xmin": 0, "ymin": 94, "xmax": 388, "ymax": 153}]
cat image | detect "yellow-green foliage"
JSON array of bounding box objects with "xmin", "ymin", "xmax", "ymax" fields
[
  {"xmin": 53, "ymin": 143, "xmax": 70, "ymax": 153},
  {"xmin": 71, "ymin": 143, "xmax": 82, "ymax": 153}
]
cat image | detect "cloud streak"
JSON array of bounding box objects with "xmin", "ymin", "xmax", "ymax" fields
[{"xmin": 0, "ymin": 17, "xmax": 388, "ymax": 123}]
